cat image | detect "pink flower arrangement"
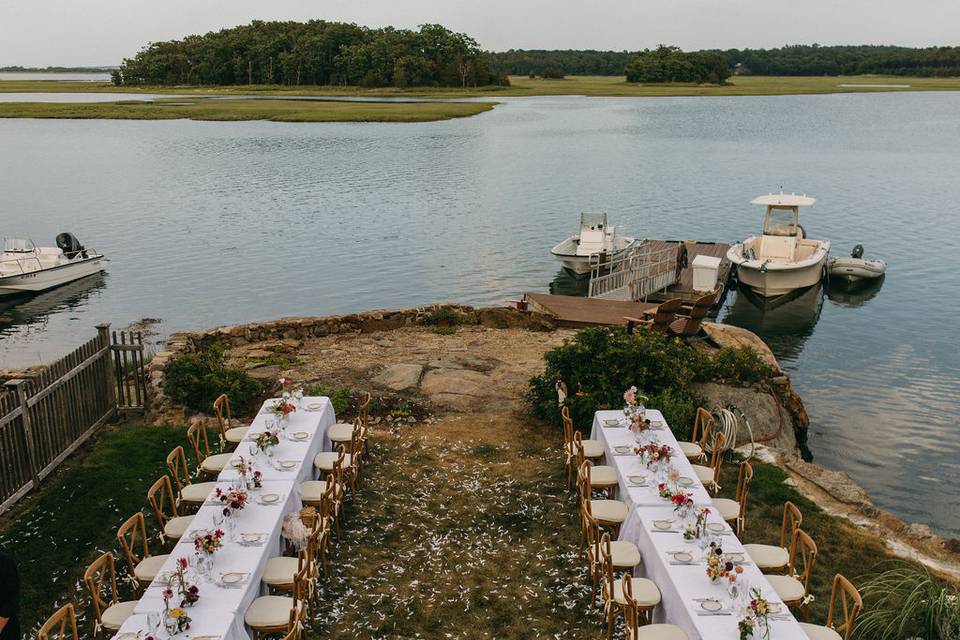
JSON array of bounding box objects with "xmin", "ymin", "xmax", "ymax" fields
[
  {"xmin": 271, "ymin": 398, "xmax": 296, "ymax": 417},
  {"xmin": 623, "ymin": 386, "xmax": 638, "ymax": 406},
  {"xmin": 635, "ymin": 443, "xmax": 672, "ymax": 467},
  {"xmin": 215, "ymin": 487, "xmax": 248, "ymax": 516},
  {"xmin": 255, "ymin": 430, "xmax": 280, "ymax": 452},
  {"xmin": 193, "ymin": 529, "xmax": 224, "ymax": 556}
]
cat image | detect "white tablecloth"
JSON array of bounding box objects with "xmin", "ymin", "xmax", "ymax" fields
[
  {"xmin": 591, "ymin": 410, "xmax": 807, "ymax": 640},
  {"xmin": 114, "ymin": 397, "xmax": 337, "ymax": 640}
]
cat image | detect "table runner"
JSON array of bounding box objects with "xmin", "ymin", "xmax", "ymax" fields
[{"xmin": 591, "ymin": 409, "xmax": 807, "ymax": 640}]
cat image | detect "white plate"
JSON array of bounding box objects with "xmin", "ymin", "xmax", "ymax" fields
[
  {"xmin": 307, "ymin": 402, "xmax": 324, "ymax": 411},
  {"xmin": 700, "ymin": 599, "xmax": 723, "ymax": 612},
  {"xmin": 653, "ymin": 519, "xmax": 673, "ymax": 530},
  {"xmin": 707, "ymin": 522, "xmax": 726, "ymax": 533},
  {"xmin": 279, "ymin": 460, "xmax": 298, "ymax": 469},
  {"xmin": 290, "ymin": 431, "xmax": 310, "ymax": 441},
  {"xmin": 614, "ymin": 445, "xmax": 632, "ymax": 454},
  {"xmin": 258, "ymin": 493, "xmax": 281, "ymax": 504},
  {"xmin": 220, "ymin": 572, "xmax": 245, "ymax": 585},
  {"xmin": 603, "ymin": 419, "xmax": 621, "ymax": 427},
  {"xmin": 677, "ymin": 476, "xmax": 694, "ymax": 487},
  {"xmin": 240, "ymin": 533, "xmax": 265, "ymax": 544},
  {"xmin": 728, "ymin": 552, "xmax": 745, "ymax": 563},
  {"xmin": 767, "ymin": 602, "xmax": 783, "ymax": 614},
  {"xmin": 628, "ymin": 474, "xmax": 646, "ymax": 484},
  {"xmin": 115, "ymin": 633, "xmax": 139, "ymax": 640},
  {"xmin": 671, "ymin": 551, "xmax": 693, "ymax": 563}
]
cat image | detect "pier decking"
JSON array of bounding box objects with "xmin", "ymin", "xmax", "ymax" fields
[
  {"xmin": 524, "ymin": 293, "xmax": 657, "ymax": 327},
  {"xmin": 644, "ymin": 240, "xmax": 733, "ymax": 306}
]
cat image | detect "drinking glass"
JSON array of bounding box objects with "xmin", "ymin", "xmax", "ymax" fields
[{"xmin": 146, "ymin": 611, "xmax": 161, "ymax": 635}]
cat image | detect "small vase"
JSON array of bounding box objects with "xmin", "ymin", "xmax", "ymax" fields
[{"xmin": 164, "ymin": 615, "xmax": 179, "ymax": 634}]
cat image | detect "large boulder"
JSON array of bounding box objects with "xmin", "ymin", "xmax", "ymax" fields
[
  {"xmin": 419, "ymin": 368, "xmax": 492, "ymax": 410},
  {"xmin": 371, "ymin": 363, "xmax": 424, "ymax": 391},
  {"xmin": 692, "ymin": 382, "xmax": 797, "ymax": 452},
  {"xmin": 701, "ymin": 322, "xmax": 780, "ymax": 373}
]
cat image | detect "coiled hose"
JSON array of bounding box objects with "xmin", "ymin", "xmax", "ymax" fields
[{"xmin": 710, "ymin": 406, "xmax": 755, "ymax": 461}]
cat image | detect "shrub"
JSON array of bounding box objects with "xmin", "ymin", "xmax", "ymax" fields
[
  {"xmin": 304, "ymin": 384, "xmax": 352, "ymax": 417},
  {"xmin": 165, "ymin": 344, "xmax": 263, "ymax": 415},
  {"xmin": 527, "ymin": 326, "xmax": 771, "ymax": 436},
  {"xmin": 856, "ymin": 563, "xmax": 960, "ymax": 639},
  {"xmin": 424, "ymin": 307, "xmax": 462, "ymax": 326}
]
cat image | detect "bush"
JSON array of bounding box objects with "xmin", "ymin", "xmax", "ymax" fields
[
  {"xmin": 424, "ymin": 307, "xmax": 462, "ymax": 326},
  {"xmin": 527, "ymin": 326, "xmax": 771, "ymax": 437},
  {"xmin": 304, "ymin": 384, "xmax": 353, "ymax": 417},
  {"xmin": 540, "ymin": 66, "xmax": 566, "ymax": 79},
  {"xmin": 165, "ymin": 344, "xmax": 263, "ymax": 415}
]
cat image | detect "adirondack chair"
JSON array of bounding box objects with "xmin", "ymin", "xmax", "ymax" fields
[
  {"xmin": 668, "ymin": 291, "xmax": 715, "ymax": 337},
  {"xmin": 624, "ymin": 298, "xmax": 682, "ymax": 335}
]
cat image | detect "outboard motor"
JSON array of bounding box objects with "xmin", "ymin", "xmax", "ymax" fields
[
  {"xmin": 56, "ymin": 232, "xmax": 87, "ymax": 259},
  {"xmin": 851, "ymin": 244, "xmax": 864, "ymax": 259}
]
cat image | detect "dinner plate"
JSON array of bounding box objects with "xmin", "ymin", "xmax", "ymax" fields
[
  {"xmin": 767, "ymin": 602, "xmax": 783, "ymax": 615},
  {"xmin": 241, "ymin": 532, "xmax": 265, "ymax": 544},
  {"xmin": 653, "ymin": 520, "xmax": 673, "ymax": 530},
  {"xmin": 700, "ymin": 599, "xmax": 723, "ymax": 612},
  {"xmin": 114, "ymin": 634, "xmax": 139, "ymax": 640},
  {"xmin": 290, "ymin": 431, "xmax": 310, "ymax": 441},
  {"xmin": 727, "ymin": 552, "xmax": 745, "ymax": 563},
  {"xmin": 307, "ymin": 402, "xmax": 324, "ymax": 411},
  {"xmin": 707, "ymin": 522, "xmax": 726, "ymax": 533},
  {"xmin": 258, "ymin": 493, "xmax": 281, "ymax": 504},
  {"xmin": 671, "ymin": 551, "xmax": 693, "ymax": 563},
  {"xmin": 613, "ymin": 445, "xmax": 632, "ymax": 454},
  {"xmin": 677, "ymin": 476, "xmax": 694, "ymax": 487},
  {"xmin": 220, "ymin": 571, "xmax": 245, "ymax": 585},
  {"xmin": 278, "ymin": 459, "xmax": 298, "ymax": 469},
  {"xmin": 603, "ymin": 419, "xmax": 621, "ymax": 427},
  {"xmin": 628, "ymin": 474, "xmax": 646, "ymax": 484}
]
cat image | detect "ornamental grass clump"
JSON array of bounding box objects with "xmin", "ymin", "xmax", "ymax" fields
[
  {"xmin": 856, "ymin": 563, "xmax": 960, "ymax": 639},
  {"xmin": 527, "ymin": 326, "xmax": 771, "ymax": 438}
]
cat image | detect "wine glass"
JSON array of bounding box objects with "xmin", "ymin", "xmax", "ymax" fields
[{"xmin": 146, "ymin": 611, "xmax": 161, "ymax": 635}]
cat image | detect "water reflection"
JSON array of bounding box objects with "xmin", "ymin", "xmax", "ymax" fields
[
  {"xmin": 549, "ymin": 269, "xmax": 589, "ymax": 297},
  {"xmin": 721, "ymin": 283, "xmax": 825, "ymax": 365},
  {"xmin": 825, "ymin": 275, "xmax": 885, "ymax": 308},
  {"xmin": 0, "ymin": 272, "xmax": 108, "ymax": 339}
]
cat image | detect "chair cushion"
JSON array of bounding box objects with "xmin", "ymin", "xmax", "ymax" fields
[
  {"xmin": 245, "ymin": 595, "xmax": 294, "ymax": 628},
  {"xmin": 678, "ymin": 441, "xmax": 702, "ymax": 458},
  {"xmin": 589, "ymin": 499, "xmax": 628, "ymax": 524},
  {"xmin": 181, "ymin": 481, "xmax": 218, "ymax": 503},
  {"xmin": 612, "ymin": 577, "xmax": 661, "ymax": 606},
  {"xmin": 744, "ymin": 544, "xmax": 789, "ymax": 570},
  {"xmin": 134, "ymin": 554, "xmax": 170, "ymax": 582},
  {"xmin": 314, "ymin": 452, "xmax": 352, "ymax": 471},
  {"xmin": 262, "ymin": 556, "xmax": 299, "ymax": 586},
  {"xmin": 636, "ymin": 625, "xmax": 689, "ymax": 640},
  {"xmin": 225, "ymin": 427, "xmax": 249, "ymax": 444},
  {"xmin": 163, "ymin": 515, "xmax": 194, "ymax": 540},
  {"xmin": 767, "ymin": 574, "xmax": 806, "ymax": 602},
  {"xmin": 714, "ymin": 498, "xmax": 740, "ymax": 521},
  {"xmin": 607, "ymin": 540, "xmax": 642, "ymax": 568},
  {"xmin": 300, "ymin": 480, "xmax": 329, "ymax": 502},
  {"xmin": 590, "ymin": 465, "xmax": 618, "ymax": 486},
  {"xmin": 797, "ymin": 622, "xmax": 842, "ymax": 640},
  {"xmin": 327, "ymin": 423, "xmax": 355, "ymax": 442},
  {"xmin": 201, "ymin": 453, "xmax": 232, "ymax": 473},
  {"xmin": 580, "ymin": 439, "xmax": 604, "ymax": 459},
  {"xmin": 691, "ymin": 465, "xmax": 714, "ymax": 484},
  {"xmin": 100, "ymin": 600, "xmax": 137, "ymax": 630}
]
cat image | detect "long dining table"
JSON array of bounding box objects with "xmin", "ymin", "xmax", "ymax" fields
[
  {"xmin": 591, "ymin": 409, "xmax": 807, "ymax": 640},
  {"xmin": 113, "ymin": 397, "xmax": 336, "ymax": 640}
]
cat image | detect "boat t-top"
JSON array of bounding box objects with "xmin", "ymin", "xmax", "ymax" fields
[
  {"xmin": 0, "ymin": 233, "xmax": 107, "ymax": 297},
  {"xmin": 551, "ymin": 211, "xmax": 638, "ymax": 276},
  {"xmin": 726, "ymin": 193, "xmax": 830, "ymax": 297}
]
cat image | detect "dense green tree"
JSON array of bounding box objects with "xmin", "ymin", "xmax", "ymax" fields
[
  {"xmin": 624, "ymin": 45, "xmax": 731, "ymax": 84},
  {"xmin": 114, "ymin": 20, "xmax": 506, "ymax": 88}
]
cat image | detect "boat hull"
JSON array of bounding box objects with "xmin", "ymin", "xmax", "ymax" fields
[
  {"xmin": 735, "ymin": 254, "xmax": 828, "ymax": 297},
  {"xmin": 0, "ymin": 256, "xmax": 107, "ymax": 296},
  {"xmin": 551, "ymin": 236, "xmax": 638, "ymax": 276},
  {"xmin": 827, "ymin": 257, "xmax": 886, "ymax": 282}
]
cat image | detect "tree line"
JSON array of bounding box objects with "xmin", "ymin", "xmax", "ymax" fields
[
  {"xmin": 486, "ymin": 45, "xmax": 960, "ymax": 78},
  {"xmin": 112, "ymin": 20, "xmax": 506, "ymax": 88}
]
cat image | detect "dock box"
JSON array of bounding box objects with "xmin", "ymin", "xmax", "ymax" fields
[{"xmin": 692, "ymin": 255, "xmax": 722, "ymax": 292}]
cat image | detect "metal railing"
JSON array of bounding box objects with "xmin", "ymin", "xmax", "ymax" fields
[{"xmin": 588, "ymin": 240, "xmax": 678, "ymax": 301}]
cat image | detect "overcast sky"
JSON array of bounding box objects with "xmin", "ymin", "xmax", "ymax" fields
[{"xmin": 2, "ymin": 0, "xmax": 958, "ymax": 66}]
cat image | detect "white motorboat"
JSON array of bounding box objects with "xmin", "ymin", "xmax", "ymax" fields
[
  {"xmin": 551, "ymin": 211, "xmax": 638, "ymax": 276},
  {"xmin": 0, "ymin": 234, "xmax": 107, "ymax": 297},
  {"xmin": 727, "ymin": 193, "xmax": 830, "ymax": 297},
  {"xmin": 827, "ymin": 244, "xmax": 886, "ymax": 283}
]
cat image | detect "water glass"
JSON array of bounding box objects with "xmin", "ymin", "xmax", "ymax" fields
[{"xmin": 146, "ymin": 611, "xmax": 161, "ymax": 634}]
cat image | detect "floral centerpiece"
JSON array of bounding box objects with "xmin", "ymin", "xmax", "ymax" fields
[
  {"xmin": 738, "ymin": 588, "xmax": 771, "ymax": 640},
  {"xmin": 636, "ymin": 442, "xmax": 672, "ymax": 468},
  {"xmin": 622, "ymin": 386, "xmax": 649, "ymax": 425},
  {"xmin": 270, "ymin": 397, "xmax": 297, "ymax": 429},
  {"xmin": 232, "ymin": 456, "xmax": 262, "ymax": 489},
  {"xmin": 671, "ymin": 490, "xmax": 695, "ymax": 517},
  {"xmin": 215, "ymin": 487, "xmax": 248, "ymax": 517},
  {"xmin": 705, "ymin": 541, "xmax": 743, "ymax": 585},
  {"xmin": 683, "ymin": 506, "xmax": 712, "ymax": 541},
  {"xmin": 161, "ymin": 604, "xmax": 191, "ymax": 635},
  {"xmin": 168, "ymin": 557, "xmax": 200, "ymax": 607},
  {"xmin": 280, "ymin": 377, "xmax": 304, "ymax": 405},
  {"xmin": 194, "ymin": 529, "xmax": 224, "ymax": 556},
  {"xmin": 255, "ymin": 430, "xmax": 280, "ymax": 454}
]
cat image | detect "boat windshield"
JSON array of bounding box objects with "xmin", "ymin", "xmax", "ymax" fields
[
  {"xmin": 3, "ymin": 238, "xmax": 34, "ymax": 253},
  {"xmin": 763, "ymin": 207, "xmax": 798, "ymax": 236}
]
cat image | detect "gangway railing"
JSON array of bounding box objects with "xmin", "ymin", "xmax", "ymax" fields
[{"xmin": 588, "ymin": 240, "xmax": 678, "ymax": 301}]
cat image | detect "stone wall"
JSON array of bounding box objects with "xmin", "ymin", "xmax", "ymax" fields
[{"xmin": 147, "ymin": 304, "xmax": 555, "ymax": 415}]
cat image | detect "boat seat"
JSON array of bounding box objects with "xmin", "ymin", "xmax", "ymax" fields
[
  {"xmin": 759, "ymin": 235, "xmax": 797, "ymax": 262},
  {"xmin": 576, "ymin": 229, "xmax": 606, "ymax": 255}
]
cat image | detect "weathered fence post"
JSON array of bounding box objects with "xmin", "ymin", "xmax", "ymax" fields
[
  {"xmin": 97, "ymin": 323, "xmax": 117, "ymax": 411},
  {"xmin": 5, "ymin": 379, "xmax": 40, "ymax": 489}
]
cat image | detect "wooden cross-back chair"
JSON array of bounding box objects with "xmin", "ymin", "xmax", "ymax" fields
[
  {"xmin": 599, "ymin": 533, "xmax": 661, "ymax": 640},
  {"xmin": 282, "ymin": 602, "xmax": 307, "ymax": 640},
  {"xmin": 166, "ymin": 445, "xmax": 216, "ymax": 507},
  {"xmin": 575, "ymin": 437, "xmax": 617, "ymax": 499},
  {"xmin": 622, "ymin": 576, "xmax": 687, "ymax": 640},
  {"xmin": 714, "ymin": 460, "xmax": 753, "ymax": 539},
  {"xmin": 245, "ymin": 561, "xmax": 311, "ymax": 640},
  {"xmin": 563, "ymin": 406, "xmax": 602, "ymax": 488},
  {"xmin": 691, "ymin": 431, "xmax": 726, "ymax": 495},
  {"xmin": 146, "ymin": 474, "xmax": 193, "ymax": 544},
  {"xmin": 802, "ymin": 574, "xmax": 862, "ymax": 640},
  {"xmin": 767, "ymin": 528, "xmax": 818, "ymax": 620},
  {"xmin": 84, "ymin": 551, "xmax": 136, "ymax": 634},
  {"xmin": 679, "ymin": 407, "xmax": 714, "ymax": 462},
  {"xmin": 745, "ymin": 501, "xmax": 802, "ymax": 573},
  {"xmin": 264, "ymin": 543, "xmax": 319, "ymax": 616},
  {"xmin": 213, "ymin": 393, "xmax": 248, "ymax": 450},
  {"xmin": 186, "ymin": 419, "xmax": 231, "ymax": 477},
  {"xmin": 576, "ymin": 460, "xmax": 627, "ymax": 543},
  {"xmin": 668, "ymin": 291, "xmax": 715, "ymax": 338},
  {"xmin": 38, "ymin": 604, "xmax": 79, "ymax": 640},
  {"xmin": 116, "ymin": 511, "xmax": 169, "ymax": 590}
]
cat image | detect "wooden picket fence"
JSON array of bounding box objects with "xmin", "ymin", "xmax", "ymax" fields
[{"xmin": 0, "ymin": 323, "xmax": 148, "ymax": 514}]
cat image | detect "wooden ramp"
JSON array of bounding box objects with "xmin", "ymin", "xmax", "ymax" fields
[
  {"xmin": 525, "ymin": 293, "xmax": 657, "ymax": 328},
  {"xmin": 644, "ymin": 240, "xmax": 733, "ymax": 307}
]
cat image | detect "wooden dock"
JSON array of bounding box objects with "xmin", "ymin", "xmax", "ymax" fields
[
  {"xmin": 644, "ymin": 240, "xmax": 733, "ymax": 310},
  {"xmin": 525, "ymin": 293, "xmax": 657, "ymax": 328}
]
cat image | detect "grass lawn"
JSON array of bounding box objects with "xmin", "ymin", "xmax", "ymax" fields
[
  {"xmin": 0, "ymin": 410, "xmax": 927, "ymax": 638},
  {"xmin": 2, "ymin": 74, "xmax": 960, "ymax": 99},
  {"xmin": 0, "ymin": 98, "xmax": 495, "ymax": 123}
]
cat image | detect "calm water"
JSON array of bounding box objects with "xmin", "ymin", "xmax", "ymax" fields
[{"xmin": 1, "ymin": 92, "xmax": 958, "ymax": 536}]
